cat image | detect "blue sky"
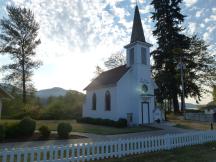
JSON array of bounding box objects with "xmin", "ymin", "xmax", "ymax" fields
[{"xmin": 0, "ymin": 0, "xmax": 215, "ymax": 104}]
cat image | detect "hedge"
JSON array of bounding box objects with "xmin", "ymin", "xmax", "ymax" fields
[{"xmin": 77, "ymin": 117, "xmax": 127, "ymax": 128}]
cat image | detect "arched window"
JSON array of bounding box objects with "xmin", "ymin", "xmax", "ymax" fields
[
  {"xmin": 92, "ymin": 93, "xmax": 96, "ymax": 110},
  {"xmin": 105, "ymin": 91, "xmax": 111, "ymax": 111}
]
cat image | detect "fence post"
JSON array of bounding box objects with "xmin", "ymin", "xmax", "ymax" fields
[
  {"xmin": 164, "ymin": 134, "xmax": 171, "ymax": 150},
  {"xmin": 30, "ymin": 147, "xmax": 34, "ymax": 162},
  {"xmin": 101, "ymin": 142, "xmax": 104, "ymax": 159},
  {"xmin": 105, "ymin": 142, "xmax": 109, "ymax": 158},
  {"xmin": 17, "ymin": 148, "xmax": 21, "ymax": 162},
  {"xmin": 2, "ymin": 148, "xmax": 7, "ymax": 162},
  {"xmin": 43, "ymin": 146, "xmax": 47, "ymax": 162},
  {"xmin": 9, "ymin": 148, "xmax": 14, "ymax": 162},
  {"xmin": 23, "ymin": 147, "xmax": 28, "ymax": 162},
  {"xmin": 49, "ymin": 145, "xmax": 54, "ymax": 161},
  {"xmin": 117, "ymin": 139, "xmax": 120, "ymax": 158},
  {"xmin": 72, "ymin": 144, "xmax": 75, "ymax": 162},
  {"xmin": 86, "ymin": 143, "xmax": 90, "ymax": 161},
  {"xmin": 66, "ymin": 145, "xmax": 70, "ymax": 161},
  {"xmin": 114, "ymin": 140, "xmax": 118, "ymax": 157}
]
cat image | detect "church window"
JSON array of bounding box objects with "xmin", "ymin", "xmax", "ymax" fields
[
  {"xmin": 141, "ymin": 47, "xmax": 147, "ymax": 65},
  {"xmin": 105, "ymin": 91, "xmax": 111, "ymax": 111},
  {"xmin": 92, "ymin": 93, "xmax": 96, "ymax": 110},
  {"xmin": 130, "ymin": 48, "xmax": 134, "ymax": 65}
]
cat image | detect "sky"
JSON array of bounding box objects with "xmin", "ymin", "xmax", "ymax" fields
[{"xmin": 0, "ymin": 0, "xmax": 216, "ymax": 104}]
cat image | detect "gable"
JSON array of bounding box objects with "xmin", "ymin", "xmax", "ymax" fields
[{"xmin": 84, "ymin": 65, "xmax": 130, "ymax": 91}]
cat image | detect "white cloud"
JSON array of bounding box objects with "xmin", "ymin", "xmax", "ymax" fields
[
  {"xmin": 195, "ymin": 9, "xmax": 204, "ymax": 17},
  {"xmin": 203, "ymin": 32, "xmax": 210, "ymax": 41},
  {"xmin": 188, "ymin": 22, "xmax": 197, "ymax": 33},
  {"xmin": 184, "ymin": 0, "xmax": 198, "ymax": 7},
  {"xmin": 200, "ymin": 23, "xmax": 205, "ymax": 28},
  {"xmin": 210, "ymin": 15, "xmax": 216, "ymax": 21},
  {"xmin": 212, "ymin": 8, "xmax": 216, "ymax": 14}
]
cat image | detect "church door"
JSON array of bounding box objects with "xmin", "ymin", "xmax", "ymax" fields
[{"xmin": 141, "ymin": 102, "xmax": 150, "ymax": 124}]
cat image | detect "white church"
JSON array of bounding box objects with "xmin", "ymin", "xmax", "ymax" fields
[{"xmin": 83, "ymin": 5, "xmax": 162, "ymax": 125}]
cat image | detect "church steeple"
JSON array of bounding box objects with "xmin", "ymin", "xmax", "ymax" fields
[{"xmin": 130, "ymin": 5, "xmax": 145, "ymax": 43}]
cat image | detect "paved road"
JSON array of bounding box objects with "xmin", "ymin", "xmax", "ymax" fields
[{"xmin": 0, "ymin": 122, "xmax": 196, "ymax": 149}]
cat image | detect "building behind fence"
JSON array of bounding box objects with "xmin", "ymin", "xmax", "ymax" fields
[
  {"xmin": 1, "ymin": 131, "xmax": 216, "ymax": 162},
  {"xmin": 184, "ymin": 112, "xmax": 216, "ymax": 122}
]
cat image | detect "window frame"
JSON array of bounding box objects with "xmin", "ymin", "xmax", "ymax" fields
[
  {"xmin": 141, "ymin": 47, "xmax": 147, "ymax": 65},
  {"xmin": 129, "ymin": 48, "xmax": 134, "ymax": 65},
  {"xmin": 92, "ymin": 93, "xmax": 97, "ymax": 110},
  {"xmin": 105, "ymin": 90, "xmax": 111, "ymax": 111}
]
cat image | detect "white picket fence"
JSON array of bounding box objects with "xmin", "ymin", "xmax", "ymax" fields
[{"xmin": 1, "ymin": 130, "xmax": 216, "ymax": 162}]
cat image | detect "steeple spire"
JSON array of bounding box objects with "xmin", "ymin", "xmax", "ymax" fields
[{"xmin": 130, "ymin": 5, "xmax": 145, "ymax": 43}]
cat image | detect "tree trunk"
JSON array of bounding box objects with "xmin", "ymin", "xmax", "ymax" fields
[
  {"xmin": 22, "ymin": 47, "xmax": 26, "ymax": 104},
  {"xmin": 180, "ymin": 94, "xmax": 184, "ymax": 112},
  {"xmin": 173, "ymin": 93, "xmax": 179, "ymax": 113},
  {"xmin": 163, "ymin": 100, "xmax": 167, "ymax": 121},
  {"xmin": 22, "ymin": 69, "xmax": 26, "ymax": 104}
]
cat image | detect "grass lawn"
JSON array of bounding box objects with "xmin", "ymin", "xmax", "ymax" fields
[
  {"xmin": 0, "ymin": 119, "xmax": 159, "ymax": 135},
  {"xmin": 167, "ymin": 113, "xmax": 214, "ymax": 130},
  {"xmin": 94, "ymin": 142, "xmax": 216, "ymax": 162}
]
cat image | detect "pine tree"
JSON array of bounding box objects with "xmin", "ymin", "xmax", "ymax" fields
[
  {"xmin": 151, "ymin": 0, "xmax": 190, "ymax": 113},
  {"xmin": 151, "ymin": 0, "xmax": 216, "ymax": 112},
  {"xmin": 0, "ymin": 6, "xmax": 41, "ymax": 103}
]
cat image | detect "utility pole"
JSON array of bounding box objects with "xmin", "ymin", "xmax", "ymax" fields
[
  {"xmin": 173, "ymin": 48, "xmax": 186, "ymax": 113},
  {"xmin": 179, "ymin": 55, "xmax": 186, "ymax": 113}
]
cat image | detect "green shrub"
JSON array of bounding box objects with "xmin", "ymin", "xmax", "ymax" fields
[
  {"xmin": 18, "ymin": 117, "xmax": 36, "ymax": 137},
  {"xmin": 0, "ymin": 124, "xmax": 6, "ymax": 140},
  {"xmin": 185, "ymin": 109, "xmax": 203, "ymax": 113},
  {"xmin": 115, "ymin": 118, "xmax": 127, "ymax": 128},
  {"xmin": 77, "ymin": 117, "xmax": 127, "ymax": 128},
  {"xmin": 57, "ymin": 123, "xmax": 72, "ymax": 138},
  {"xmin": 39, "ymin": 125, "xmax": 50, "ymax": 138},
  {"xmin": 5, "ymin": 122, "xmax": 19, "ymax": 138}
]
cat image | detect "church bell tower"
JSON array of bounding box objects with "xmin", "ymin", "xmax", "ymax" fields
[{"xmin": 124, "ymin": 5, "xmax": 154, "ymax": 96}]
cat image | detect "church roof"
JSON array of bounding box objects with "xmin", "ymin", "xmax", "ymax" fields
[
  {"xmin": 84, "ymin": 65, "xmax": 130, "ymax": 90},
  {"xmin": 130, "ymin": 5, "xmax": 146, "ymax": 43}
]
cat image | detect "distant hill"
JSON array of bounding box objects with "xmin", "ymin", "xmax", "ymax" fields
[
  {"xmin": 185, "ymin": 103, "xmax": 198, "ymax": 109},
  {"xmin": 36, "ymin": 87, "xmax": 67, "ymax": 98},
  {"xmin": 0, "ymin": 83, "xmax": 21, "ymax": 93}
]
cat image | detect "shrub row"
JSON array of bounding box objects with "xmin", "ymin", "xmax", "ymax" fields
[
  {"xmin": 77, "ymin": 117, "xmax": 127, "ymax": 128},
  {"xmin": 39, "ymin": 123, "xmax": 72, "ymax": 139},
  {"xmin": 0, "ymin": 117, "xmax": 72, "ymax": 141},
  {"xmin": 6, "ymin": 117, "xmax": 36, "ymax": 138}
]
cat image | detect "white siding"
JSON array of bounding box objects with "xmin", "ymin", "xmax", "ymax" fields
[{"xmin": 83, "ymin": 86, "xmax": 119, "ymax": 121}]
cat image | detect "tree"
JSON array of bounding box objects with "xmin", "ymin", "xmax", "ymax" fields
[
  {"xmin": 104, "ymin": 51, "xmax": 126, "ymax": 69},
  {"xmin": 212, "ymin": 85, "xmax": 216, "ymax": 103},
  {"xmin": 94, "ymin": 65, "xmax": 103, "ymax": 75},
  {"xmin": 92, "ymin": 65, "xmax": 103, "ymax": 80},
  {"xmin": 0, "ymin": 6, "xmax": 41, "ymax": 103},
  {"xmin": 183, "ymin": 36, "xmax": 216, "ymax": 102},
  {"xmin": 151, "ymin": 0, "xmax": 191, "ymax": 113},
  {"xmin": 151, "ymin": 0, "xmax": 216, "ymax": 113}
]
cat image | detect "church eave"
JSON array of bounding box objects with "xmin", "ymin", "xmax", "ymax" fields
[
  {"xmin": 84, "ymin": 83, "xmax": 117, "ymax": 91},
  {"xmin": 124, "ymin": 41, "xmax": 152, "ymax": 49}
]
